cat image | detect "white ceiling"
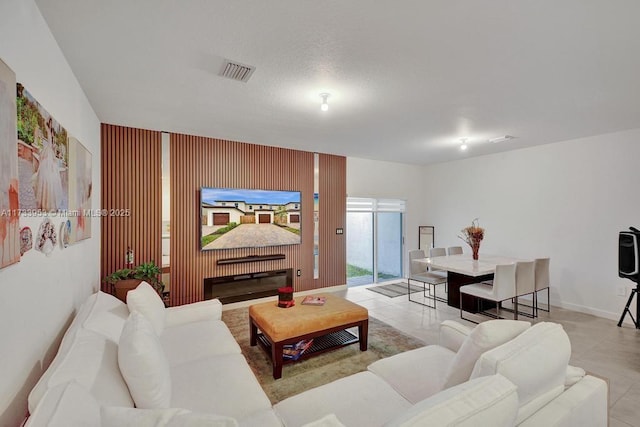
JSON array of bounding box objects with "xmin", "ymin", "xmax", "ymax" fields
[{"xmin": 35, "ymin": 0, "xmax": 640, "ymax": 165}]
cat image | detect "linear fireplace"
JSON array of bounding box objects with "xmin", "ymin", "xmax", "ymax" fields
[{"xmin": 204, "ymin": 269, "xmax": 293, "ymax": 304}]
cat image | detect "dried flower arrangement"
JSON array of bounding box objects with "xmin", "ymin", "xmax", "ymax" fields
[{"xmin": 459, "ymin": 218, "xmax": 484, "ymax": 260}]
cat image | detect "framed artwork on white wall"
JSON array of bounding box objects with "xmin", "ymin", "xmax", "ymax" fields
[
  {"xmin": 68, "ymin": 137, "xmax": 92, "ymax": 243},
  {"xmin": 418, "ymin": 226, "xmax": 434, "ymax": 254},
  {"xmin": 0, "ymin": 58, "xmax": 20, "ymax": 269}
]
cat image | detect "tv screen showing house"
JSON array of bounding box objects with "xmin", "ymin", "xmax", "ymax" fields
[{"xmin": 200, "ymin": 187, "xmax": 302, "ymax": 250}]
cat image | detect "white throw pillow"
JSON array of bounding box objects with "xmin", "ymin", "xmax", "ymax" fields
[
  {"xmin": 33, "ymin": 329, "xmax": 135, "ymax": 411},
  {"xmin": 470, "ymin": 322, "xmax": 571, "ymax": 423},
  {"xmin": 127, "ymin": 281, "xmax": 166, "ymax": 335},
  {"xmin": 83, "ymin": 291, "xmax": 130, "ymax": 342},
  {"xmin": 565, "ymin": 365, "xmax": 586, "ymax": 388},
  {"xmin": 441, "ymin": 319, "xmax": 530, "ymax": 389},
  {"xmin": 119, "ymin": 312, "xmax": 172, "ymax": 408},
  {"xmin": 385, "ymin": 374, "xmax": 518, "ymax": 427},
  {"xmin": 25, "ymin": 382, "xmax": 100, "ymax": 427}
]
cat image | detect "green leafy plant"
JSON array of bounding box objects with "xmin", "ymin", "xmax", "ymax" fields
[
  {"xmin": 103, "ymin": 261, "xmax": 164, "ymax": 294},
  {"xmin": 16, "ymin": 83, "xmax": 45, "ymax": 146}
]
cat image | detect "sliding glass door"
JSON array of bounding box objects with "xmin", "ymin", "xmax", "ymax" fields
[
  {"xmin": 346, "ymin": 199, "xmax": 404, "ymax": 287},
  {"xmin": 346, "ymin": 212, "xmax": 374, "ymax": 286},
  {"xmin": 376, "ymin": 212, "xmax": 403, "ymax": 282}
]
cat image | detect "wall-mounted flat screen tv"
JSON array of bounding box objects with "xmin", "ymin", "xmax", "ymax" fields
[{"xmin": 200, "ymin": 187, "xmax": 301, "ymax": 250}]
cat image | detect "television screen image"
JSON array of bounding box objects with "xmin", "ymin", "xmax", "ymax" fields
[{"xmin": 200, "ymin": 187, "xmax": 301, "ymax": 250}]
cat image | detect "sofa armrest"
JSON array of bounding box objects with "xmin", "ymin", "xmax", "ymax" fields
[
  {"xmin": 517, "ymin": 375, "xmax": 608, "ymax": 427},
  {"xmin": 438, "ymin": 320, "xmax": 472, "ymax": 353},
  {"xmin": 165, "ymin": 299, "xmax": 222, "ymax": 328}
]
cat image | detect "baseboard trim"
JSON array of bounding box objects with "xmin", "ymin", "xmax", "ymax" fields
[{"xmin": 554, "ymin": 300, "xmax": 637, "ymax": 326}]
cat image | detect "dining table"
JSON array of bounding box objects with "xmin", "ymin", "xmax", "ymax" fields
[{"xmin": 416, "ymin": 253, "xmax": 521, "ymax": 312}]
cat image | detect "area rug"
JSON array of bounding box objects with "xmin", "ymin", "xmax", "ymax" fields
[
  {"xmin": 367, "ymin": 281, "xmax": 422, "ymax": 298},
  {"xmin": 222, "ymin": 307, "xmax": 426, "ymax": 404}
]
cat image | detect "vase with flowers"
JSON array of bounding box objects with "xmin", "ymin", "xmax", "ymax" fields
[{"xmin": 459, "ymin": 218, "xmax": 485, "ymax": 260}]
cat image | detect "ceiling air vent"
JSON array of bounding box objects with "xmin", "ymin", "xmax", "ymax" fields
[{"xmin": 219, "ymin": 60, "xmax": 255, "ymax": 83}]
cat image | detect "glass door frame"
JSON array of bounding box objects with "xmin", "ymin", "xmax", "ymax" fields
[{"xmin": 346, "ymin": 197, "xmax": 406, "ymax": 286}]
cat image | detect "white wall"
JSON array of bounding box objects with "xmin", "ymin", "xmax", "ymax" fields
[
  {"xmin": 0, "ymin": 1, "xmax": 100, "ymax": 425},
  {"xmin": 422, "ymin": 129, "xmax": 640, "ymax": 322},
  {"xmin": 347, "ymin": 157, "xmax": 426, "ymax": 275}
]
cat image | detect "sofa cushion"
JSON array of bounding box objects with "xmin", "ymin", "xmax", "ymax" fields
[
  {"xmin": 517, "ymin": 375, "xmax": 608, "ymax": 427},
  {"xmin": 367, "ymin": 344, "xmax": 455, "ymax": 403},
  {"xmin": 83, "ymin": 291, "xmax": 129, "ymax": 342},
  {"xmin": 101, "ymin": 406, "xmax": 239, "ymax": 427},
  {"xmin": 565, "ymin": 365, "xmax": 586, "ymax": 388},
  {"xmin": 119, "ymin": 312, "xmax": 172, "ymax": 408},
  {"xmin": 441, "ymin": 319, "xmax": 530, "ymax": 389},
  {"xmin": 28, "ymin": 292, "xmax": 110, "ymax": 413},
  {"xmin": 126, "ymin": 281, "xmax": 166, "ymax": 335},
  {"xmin": 25, "ymin": 382, "xmax": 100, "ymax": 427},
  {"xmin": 470, "ymin": 322, "xmax": 571, "ymax": 424},
  {"xmin": 170, "ymin": 353, "xmax": 272, "ymax": 420},
  {"xmin": 160, "ymin": 319, "xmax": 241, "ymax": 366},
  {"xmin": 274, "ymin": 371, "xmax": 412, "ymax": 427},
  {"xmin": 438, "ymin": 320, "xmax": 472, "ymax": 353},
  {"xmin": 384, "ymin": 374, "xmax": 518, "ymax": 427},
  {"xmin": 235, "ymin": 408, "xmax": 283, "ymax": 427},
  {"xmin": 301, "ymin": 414, "xmax": 347, "ymax": 427},
  {"xmin": 165, "ymin": 298, "xmax": 223, "ymax": 327},
  {"xmin": 29, "ymin": 328, "xmax": 135, "ymax": 414}
]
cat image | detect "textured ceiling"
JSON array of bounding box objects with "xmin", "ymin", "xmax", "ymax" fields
[{"xmin": 35, "ymin": 0, "xmax": 640, "ymax": 165}]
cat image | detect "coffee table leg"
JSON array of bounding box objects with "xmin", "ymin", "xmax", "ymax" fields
[
  {"xmin": 250, "ymin": 318, "xmax": 257, "ymax": 346},
  {"xmin": 272, "ymin": 341, "xmax": 284, "ymax": 379},
  {"xmin": 359, "ymin": 319, "xmax": 368, "ymax": 351}
]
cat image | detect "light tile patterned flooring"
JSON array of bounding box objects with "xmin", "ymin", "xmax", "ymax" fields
[{"xmin": 334, "ymin": 282, "xmax": 640, "ymax": 427}]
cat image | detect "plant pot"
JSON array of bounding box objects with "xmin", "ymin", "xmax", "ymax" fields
[{"xmin": 113, "ymin": 279, "xmax": 142, "ymax": 303}]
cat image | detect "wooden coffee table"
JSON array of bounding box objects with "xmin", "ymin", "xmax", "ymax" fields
[{"xmin": 249, "ymin": 293, "xmax": 369, "ymax": 379}]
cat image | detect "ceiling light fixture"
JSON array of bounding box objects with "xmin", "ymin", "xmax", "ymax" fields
[
  {"xmin": 489, "ymin": 135, "xmax": 516, "ymax": 143},
  {"xmin": 320, "ymin": 93, "xmax": 330, "ymax": 112},
  {"xmin": 460, "ymin": 138, "xmax": 468, "ymax": 151}
]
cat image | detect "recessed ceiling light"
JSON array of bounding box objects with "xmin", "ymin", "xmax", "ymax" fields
[
  {"xmin": 489, "ymin": 135, "xmax": 516, "ymax": 143},
  {"xmin": 459, "ymin": 138, "xmax": 468, "ymax": 151}
]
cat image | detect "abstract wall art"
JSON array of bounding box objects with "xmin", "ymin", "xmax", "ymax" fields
[
  {"xmin": 0, "ymin": 58, "xmax": 20, "ymax": 269},
  {"xmin": 16, "ymin": 83, "xmax": 68, "ymax": 212},
  {"xmin": 68, "ymin": 137, "xmax": 92, "ymax": 243}
]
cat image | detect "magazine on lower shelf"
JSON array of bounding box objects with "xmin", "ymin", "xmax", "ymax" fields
[{"xmin": 283, "ymin": 339, "xmax": 314, "ymax": 360}]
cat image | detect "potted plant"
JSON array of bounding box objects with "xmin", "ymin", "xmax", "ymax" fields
[{"xmin": 103, "ymin": 261, "xmax": 164, "ymax": 302}]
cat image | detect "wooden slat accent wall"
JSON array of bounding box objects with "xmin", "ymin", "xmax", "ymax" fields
[
  {"xmin": 100, "ymin": 124, "xmax": 162, "ymax": 290},
  {"xmin": 315, "ymin": 154, "xmax": 347, "ymax": 289},
  {"xmin": 170, "ymin": 133, "xmax": 346, "ymax": 306}
]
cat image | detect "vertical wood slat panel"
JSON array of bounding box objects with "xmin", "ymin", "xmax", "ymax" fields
[
  {"xmin": 100, "ymin": 124, "xmax": 162, "ymax": 291},
  {"xmin": 102, "ymin": 125, "xmax": 346, "ymax": 305},
  {"xmin": 316, "ymin": 154, "xmax": 347, "ymax": 289},
  {"xmin": 170, "ymin": 133, "xmax": 323, "ymax": 306}
]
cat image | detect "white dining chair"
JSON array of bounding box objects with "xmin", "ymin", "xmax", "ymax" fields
[
  {"xmin": 515, "ymin": 261, "xmax": 536, "ymax": 318},
  {"xmin": 430, "ymin": 247, "xmax": 447, "ymax": 258},
  {"xmin": 459, "ymin": 263, "xmax": 517, "ymax": 323},
  {"xmin": 447, "ymin": 246, "xmax": 463, "ymax": 255},
  {"xmin": 408, "ymin": 249, "xmax": 446, "ymax": 308},
  {"xmin": 429, "ymin": 247, "xmax": 448, "ymax": 300},
  {"xmin": 534, "ymin": 258, "xmax": 551, "ymax": 315}
]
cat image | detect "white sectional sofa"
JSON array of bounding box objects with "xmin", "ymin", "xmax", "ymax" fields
[
  {"xmin": 25, "ymin": 284, "xmax": 608, "ymax": 427},
  {"xmin": 26, "ymin": 285, "xmax": 280, "ymax": 427}
]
